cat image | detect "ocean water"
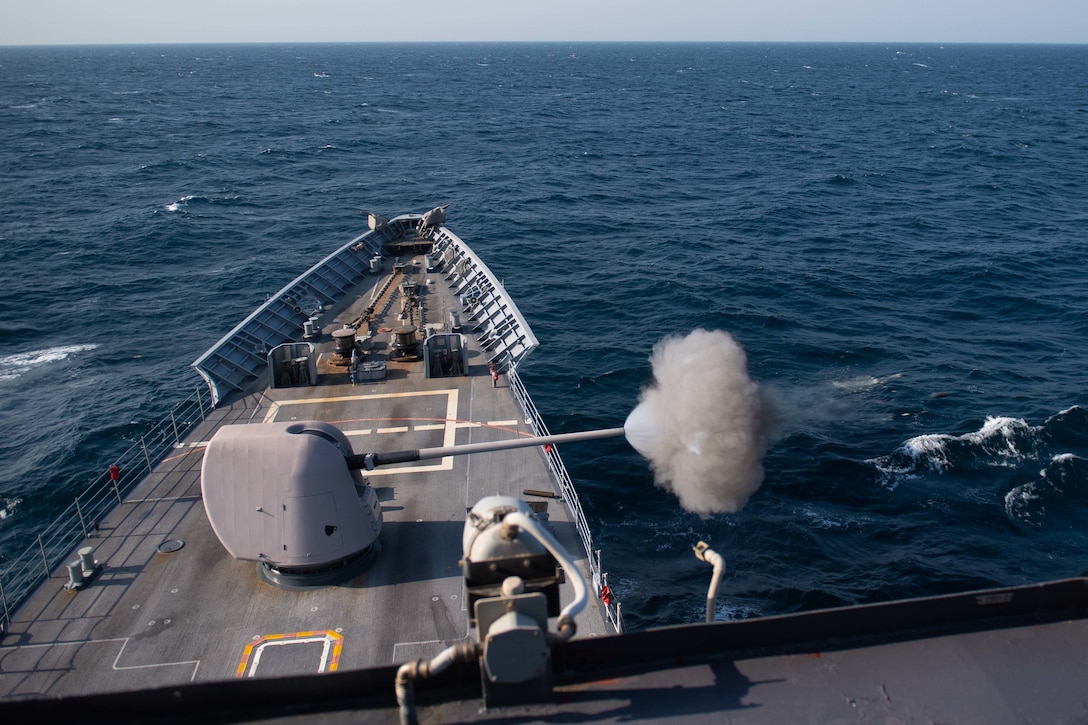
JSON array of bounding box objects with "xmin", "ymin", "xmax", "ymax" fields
[{"xmin": 1, "ymin": 42, "xmax": 1087, "ymax": 630}]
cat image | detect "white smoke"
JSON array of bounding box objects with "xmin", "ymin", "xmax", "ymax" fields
[{"xmin": 624, "ymin": 329, "xmax": 777, "ymax": 515}]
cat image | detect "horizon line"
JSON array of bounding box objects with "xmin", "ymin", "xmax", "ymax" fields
[{"xmin": 3, "ymin": 39, "xmax": 1088, "ymax": 49}]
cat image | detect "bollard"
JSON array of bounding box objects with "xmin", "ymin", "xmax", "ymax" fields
[
  {"xmin": 65, "ymin": 561, "xmax": 84, "ymax": 590},
  {"xmin": 78, "ymin": 546, "xmax": 97, "ymax": 575},
  {"xmin": 65, "ymin": 547, "xmax": 99, "ymax": 591}
]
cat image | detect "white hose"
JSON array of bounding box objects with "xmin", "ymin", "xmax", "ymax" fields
[
  {"xmin": 395, "ymin": 642, "xmax": 477, "ymax": 725},
  {"xmin": 505, "ymin": 511, "xmax": 588, "ymax": 636},
  {"xmin": 694, "ymin": 542, "xmax": 725, "ymax": 623}
]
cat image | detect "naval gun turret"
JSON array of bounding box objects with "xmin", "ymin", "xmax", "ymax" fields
[
  {"xmin": 200, "ymin": 421, "xmax": 382, "ymax": 588},
  {"xmin": 199, "ymin": 421, "xmax": 627, "ymax": 590}
]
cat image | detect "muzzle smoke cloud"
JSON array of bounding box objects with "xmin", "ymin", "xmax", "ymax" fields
[{"xmin": 624, "ymin": 329, "xmax": 777, "ymax": 515}]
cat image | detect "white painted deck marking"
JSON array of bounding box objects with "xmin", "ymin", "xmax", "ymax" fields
[
  {"xmin": 391, "ymin": 639, "xmax": 456, "ymax": 665},
  {"xmin": 112, "ymin": 637, "xmax": 202, "ymax": 680},
  {"xmin": 263, "ymin": 390, "xmax": 459, "ymax": 477},
  {"xmin": 0, "ymin": 637, "xmax": 201, "ymax": 682},
  {"xmin": 248, "ymin": 636, "xmax": 333, "ymax": 677},
  {"xmin": 237, "ymin": 630, "xmax": 343, "ymax": 677},
  {"xmin": 184, "ymin": 417, "xmax": 522, "ymax": 446}
]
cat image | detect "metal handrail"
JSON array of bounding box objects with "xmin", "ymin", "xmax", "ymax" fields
[
  {"xmin": 507, "ymin": 366, "xmax": 624, "ymax": 633},
  {"xmin": 0, "ymin": 386, "xmax": 209, "ymax": 636}
]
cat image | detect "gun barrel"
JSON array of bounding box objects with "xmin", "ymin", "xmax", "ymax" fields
[{"xmin": 345, "ymin": 427, "xmax": 626, "ymax": 470}]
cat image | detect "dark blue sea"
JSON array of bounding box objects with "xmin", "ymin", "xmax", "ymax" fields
[{"xmin": 2, "ymin": 43, "xmax": 1087, "ymax": 630}]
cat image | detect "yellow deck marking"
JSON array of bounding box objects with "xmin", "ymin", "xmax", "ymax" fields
[{"xmin": 236, "ymin": 630, "xmax": 343, "ymax": 678}]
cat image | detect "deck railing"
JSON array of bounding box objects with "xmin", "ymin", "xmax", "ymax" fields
[
  {"xmin": 508, "ymin": 366, "xmax": 624, "ymax": 634},
  {"xmin": 0, "ymin": 387, "xmax": 210, "ymax": 637}
]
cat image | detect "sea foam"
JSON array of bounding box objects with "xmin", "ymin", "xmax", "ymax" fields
[{"xmin": 0, "ymin": 344, "xmax": 98, "ymax": 381}]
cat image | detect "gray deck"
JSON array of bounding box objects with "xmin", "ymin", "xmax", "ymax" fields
[{"xmin": 0, "ymin": 248, "xmax": 611, "ymax": 699}]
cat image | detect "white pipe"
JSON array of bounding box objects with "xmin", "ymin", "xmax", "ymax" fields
[
  {"xmin": 395, "ymin": 642, "xmax": 478, "ymax": 725},
  {"xmin": 505, "ymin": 511, "xmax": 588, "ymax": 638},
  {"xmin": 694, "ymin": 541, "xmax": 725, "ymax": 624}
]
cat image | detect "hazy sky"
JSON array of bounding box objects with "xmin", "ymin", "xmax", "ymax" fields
[{"xmin": 2, "ymin": 0, "xmax": 1086, "ymax": 45}]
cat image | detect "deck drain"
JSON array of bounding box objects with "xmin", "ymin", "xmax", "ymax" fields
[{"xmin": 158, "ymin": 539, "xmax": 185, "ymax": 554}]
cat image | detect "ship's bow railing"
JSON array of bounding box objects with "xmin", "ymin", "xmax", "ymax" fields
[
  {"xmin": 0, "ymin": 387, "xmax": 211, "ymax": 638},
  {"xmin": 192, "ymin": 218, "xmax": 408, "ymax": 407},
  {"xmin": 508, "ymin": 365, "xmax": 624, "ymax": 634},
  {"xmin": 431, "ymin": 226, "xmax": 540, "ymax": 368}
]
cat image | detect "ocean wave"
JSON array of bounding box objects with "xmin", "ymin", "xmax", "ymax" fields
[
  {"xmin": 0, "ymin": 497, "xmax": 21, "ymax": 520},
  {"xmin": 1004, "ymin": 453, "xmax": 1088, "ymax": 526},
  {"xmin": 163, "ymin": 194, "xmax": 243, "ymax": 212},
  {"xmin": 798, "ymin": 506, "xmax": 866, "ymax": 531},
  {"xmin": 0, "ymin": 343, "xmax": 98, "ymax": 382},
  {"xmin": 831, "ymin": 372, "xmax": 903, "ymax": 393},
  {"xmin": 165, "ymin": 194, "xmax": 197, "ymax": 212},
  {"xmin": 139, "ymin": 158, "xmax": 195, "ymax": 173},
  {"xmin": 869, "ymin": 415, "xmax": 1045, "ymax": 487},
  {"xmin": 713, "ymin": 600, "xmax": 761, "ymax": 621}
]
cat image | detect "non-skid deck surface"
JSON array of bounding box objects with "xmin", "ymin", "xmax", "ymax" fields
[{"xmin": 0, "ymin": 255, "xmax": 608, "ymax": 698}]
